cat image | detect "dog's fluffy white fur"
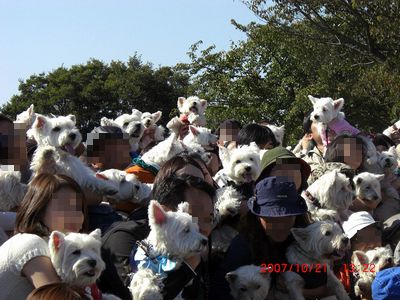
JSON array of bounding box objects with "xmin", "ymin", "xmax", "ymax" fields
[
  {"xmin": 182, "ymin": 125, "xmax": 218, "ymax": 163},
  {"xmin": 383, "ymin": 119, "xmax": 400, "ymax": 137},
  {"xmin": 15, "ymin": 104, "xmax": 36, "ymax": 137},
  {"xmin": 177, "ymin": 96, "xmax": 207, "ymax": 126},
  {"xmin": 130, "ymin": 200, "xmax": 208, "ymax": 300},
  {"xmin": 96, "ymin": 169, "xmax": 152, "ymax": 203},
  {"xmin": 0, "ymin": 170, "xmax": 27, "ymax": 211},
  {"xmin": 283, "ymin": 221, "xmax": 350, "ymax": 300},
  {"xmin": 351, "ymin": 245, "xmax": 394, "ymax": 297},
  {"xmin": 302, "ymin": 169, "xmax": 354, "ymax": 222},
  {"xmin": 225, "ymin": 265, "xmax": 271, "ymax": 300},
  {"xmin": 266, "ymin": 124, "xmax": 285, "ymax": 146},
  {"xmin": 353, "ymin": 172, "xmax": 384, "ymax": 202},
  {"xmin": 29, "ymin": 114, "xmax": 118, "ymax": 195},
  {"xmin": 219, "ymin": 142, "xmax": 261, "ymax": 185}
]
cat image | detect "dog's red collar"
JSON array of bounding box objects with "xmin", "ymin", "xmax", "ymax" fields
[{"xmin": 304, "ymin": 190, "xmax": 321, "ymax": 208}]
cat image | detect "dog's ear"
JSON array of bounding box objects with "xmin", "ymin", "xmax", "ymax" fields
[
  {"xmin": 355, "ymin": 175, "xmax": 362, "ymax": 185},
  {"xmin": 33, "ymin": 114, "xmax": 47, "ymax": 129},
  {"xmin": 89, "ymin": 229, "xmax": 102, "ymax": 241},
  {"xmin": 388, "ymin": 145, "xmax": 397, "ymax": 156},
  {"xmin": 384, "ymin": 244, "xmax": 393, "ymax": 252},
  {"xmin": 132, "ymin": 108, "xmax": 142, "ymax": 117},
  {"xmin": 100, "ymin": 117, "xmax": 113, "ymax": 126},
  {"xmin": 218, "ymin": 145, "xmax": 230, "ymax": 165},
  {"xmin": 225, "ymin": 272, "xmax": 237, "ymax": 284},
  {"xmin": 248, "ymin": 142, "xmax": 260, "ymax": 152},
  {"xmin": 352, "ymin": 250, "xmax": 369, "ymax": 265},
  {"xmin": 177, "ymin": 97, "xmax": 186, "ymax": 109},
  {"xmin": 374, "ymin": 174, "xmax": 385, "ymax": 182},
  {"xmin": 67, "ymin": 114, "xmax": 76, "ymax": 124},
  {"xmin": 49, "ymin": 231, "xmax": 65, "ymax": 254},
  {"xmin": 308, "ymin": 95, "xmax": 318, "ymax": 105},
  {"xmin": 177, "ymin": 201, "xmax": 190, "ymax": 213},
  {"xmin": 189, "ymin": 125, "xmax": 200, "ymax": 136},
  {"xmin": 149, "ymin": 200, "xmax": 167, "ymax": 225},
  {"xmin": 290, "ymin": 227, "xmax": 309, "ymax": 246},
  {"xmin": 200, "ymin": 99, "xmax": 208, "ymax": 109},
  {"xmin": 152, "ymin": 111, "xmax": 162, "ymax": 123},
  {"xmin": 333, "ymin": 98, "xmax": 344, "ymax": 112}
]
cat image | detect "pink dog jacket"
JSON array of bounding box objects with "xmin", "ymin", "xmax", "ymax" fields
[{"xmin": 328, "ymin": 117, "xmax": 360, "ymax": 136}]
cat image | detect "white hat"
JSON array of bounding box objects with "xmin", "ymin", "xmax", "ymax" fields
[{"xmin": 342, "ymin": 211, "xmax": 376, "ymax": 239}]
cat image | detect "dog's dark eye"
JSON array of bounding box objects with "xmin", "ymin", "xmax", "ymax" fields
[
  {"xmin": 52, "ymin": 126, "xmax": 61, "ymax": 132},
  {"xmin": 323, "ymin": 108, "xmax": 327, "ymax": 112},
  {"xmin": 184, "ymin": 227, "xmax": 190, "ymax": 233},
  {"xmin": 236, "ymin": 160, "xmax": 241, "ymax": 164},
  {"xmin": 123, "ymin": 122, "xmax": 129, "ymax": 127},
  {"xmin": 254, "ymin": 284, "xmax": 261, "ymax": 290},
  {"xmin": 324, "ymin": 231, "xmax": 331, "ymax": 236},
  {"xmin": 249, "ymin": 158, "xmax": 254, "ymax": 161},
  {"xmin": 240, "ymin": 287, "xmax": 247, "ymax": 292},
  {"xmin": 72, "ymin": 250, "xmax": 81, "ymax": 255},
  {"xmin": 366, "ymin": 185, "xmax": 371, "ymax": 190}
]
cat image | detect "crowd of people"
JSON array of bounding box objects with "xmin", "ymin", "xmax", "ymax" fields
[{"xmin": 0, "ymin": 103, "xmax": 399, "ymax": 300}]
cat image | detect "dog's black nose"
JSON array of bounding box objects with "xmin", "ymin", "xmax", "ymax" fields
[
  {"xmin": 342, "ymin": 237, "xmax": 349, "ymax": 244},
  {"xmin": 135, "ymin": 185, "xmax": 140, "ymax": 191},
  {"xmin": 201, "ymin": 239, "xmax": 208, "ymax": 246},
  {"xmin": 88, "ymin": 259, "xmax": 97, "ymax": 268},
  {"xmin": 245, "ymin": 166, "xmax": 251, "ymax": 172},
  {"xmin": 135, "ymin": 123, "xmax": 141, "ymax": 129},
  {"xmin": 69, "ymin": 133, "xmax": 76, "ymax": 140},
  {"xmin": 387, "ymin": 257, "xmax": 393, "ymax": 263},
  {"xmin": 385, "ymin": 158, "xmax": 390, "ymax": 163},
  {"xmin": 314, "ymin": 115, "xmax": 319, "ymax": 120}
]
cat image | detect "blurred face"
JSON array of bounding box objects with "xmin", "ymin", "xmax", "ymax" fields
[
  {"xmin": 269, "ymin": 164, "xmax": 302, "ymax": 191},
  {"xmin": 259, "ymin": 216, "xmax": 296, "ymax": 242},
  {"xmin": 0, "ymin": 121, "xmax": 27, "ymax": 167},
  {"xmin": 90, "ymin": 138, "xmax": 131, "ymax": 170},
  {"xmin": 218, "ymin": 127, "xmax": 240, "ymax": 146},
  {"xmin": 351, "ymin": 224, "xmax": 382, "ymax": 252},
  {"xmin": 43, "ymin": 187, "xmax": 84, "ymax": 233},
  {"xmin": 342, "ymin": 138, "xmax": 363, "ymax": 170}
]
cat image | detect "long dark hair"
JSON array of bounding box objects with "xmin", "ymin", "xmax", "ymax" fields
[{"xmin": 15, "ymin": 174, "xmax": 88, "ymax": 236}]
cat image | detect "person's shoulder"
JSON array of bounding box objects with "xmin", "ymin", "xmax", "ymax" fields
[{"xmin": 3, "ymin": 233, "xmax": 47, "ymax": 249}]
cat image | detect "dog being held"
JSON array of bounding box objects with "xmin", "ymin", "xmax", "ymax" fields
[
  {"xmin": 96, "ymin": 169, "xmax": 152, "ymax": 204},
  {"xmin": 353, "ymin": 172, "xmax": 384, "ymax": 202},
  {"xmin": 0, "ymin": 170, "xmax": 27, "ymax": 211},
  {"xmin": 377, "ymin": 146, "xmax": 400, "ymax": 199},
  {"xmin": 49, "ymin": 229, "xmax": 120, "ymax": 300},
  {"xmin": 225, "ymin": 265, "xmax": 271, "ymax": 300},
  {"xmin": 129, "ymin": 200, "xmax": 208, "ymax": 300},
  {"xmin": 29, "ymin": 114, "xmax": 117, "ymax": 196},
  {"xmin": 101, "ymin": 109, "xmax": 144, "ymax": 152},
  {"xmin": 182, "ymin": 125, "xmax": 218, "ymax": 163},
  {"xmin": 166, "ymin": 96, "xmax": 207, "ymax": 135},
  {"xmin": 308, "ymin": 95, "xmax": 360, "ymax": 150},
  {"xmin": 282, "ymin": 221, "xmax": 351, "ymax": 300},
  {"xmin": 302, "ymin": 169, "xmax": 354, "ymax": 222},
  {"xmin": 351, "ymin": 245, "xmax": 394, "ymax": 298}
]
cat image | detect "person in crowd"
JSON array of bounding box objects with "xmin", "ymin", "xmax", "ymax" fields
[
  {"xmin": 373, "ymin": 133, "xmax": 396, "ymax": 153},
  {"xmin": 0, "ymin": 174, "xmax": 88, "ymax": 300},
  {"xmin": 98, "ymin": 154, "xmax": 216, "ymax": 299},
  {"xmin": 27, "ymin": 282, "xmax": 88, "ymax": 300},
  {"xmin": 215, "ymin": 119, "xmax": 242, "ymax": 148},
  {"xmin": 236, "ymin": 123, "xmax": 278, "ymax": 150},
  {"xmin": 371, "ymin": 266, "xmax": 400, "ymax": 300}
]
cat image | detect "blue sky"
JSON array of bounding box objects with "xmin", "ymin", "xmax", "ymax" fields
[{"xmin": 0, "ymin": 0, "xmax": 259, "ymax": 105}]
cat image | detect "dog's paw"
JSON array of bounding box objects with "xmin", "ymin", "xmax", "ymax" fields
[
  {"xmin": 32, "ymin": 146, "xmax": 59, "ymax": 175},
  {"xmin": 187, "ymin": 113, "xmax": 198, "ymax": 124}
]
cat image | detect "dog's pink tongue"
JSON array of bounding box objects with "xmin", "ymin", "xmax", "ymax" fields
[
  {"xmin": 64, "ymin": 144, "xmax": 75, "ymax": 155},
  {"xmin": 244, "ymin": 173, "xmax": 253, "ymax": 183}
]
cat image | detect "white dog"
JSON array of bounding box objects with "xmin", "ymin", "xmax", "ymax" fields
[
  {"xmin": 353, "ymin": 172, "xmax": 384, "ymax": 202},
  {"xmin": 308, "ymin": 95, "xmax": 360, "ymax": 149},
  {"xmin": 49, "ymin": 229, "xmax": 120, "ymax": 299},
  {"xmin": 283, "ymin": 221, "xmax": 351, "ymax": 300},
  {"xmin": 101, "ymin": 109, "xmax": 144, "ymax": 152},
  {"xmin": 266, "ymin": 124, "xmax": 285, "ymax": 146},
  {"xmin": 130, "ymin": 200, "xmax": 208, "ymax": 300},
  {"xmin": 225, "ymin": 265, "xmax": 271, "ymax": 300},
  {"xmin": 302, "ymin": 169, "xmax": 354, "ymax": 222},
  {"xmin": 15, "ymin": 104, "xmax": 36, "ymax": 136},
  {"xmin": 96, "ymin": 169, "xmax": 152, "ymax": 204},
  {"xmin": 140, "ymin": 132, "xmax": 186, "ymax": 169},
  {"xmin": 29, "ymin": 114, "xmax": 118, "ymax": 195},
  {"xmin": 0, "ymin": 170, "xmax": 27, "ymax": 211},
  {"xmin": 351, "ymin": 245, "xmax": 394, "ymax": 297},
  {"xmin": 182, "ymin": 125, "xmax": 218, "ymax": 163},
  {"xmin": 139, "ymin": 110, "xmax": 165, "ymax": 148},
  {"xmin": 218, "ymin": 142, "xmax": 261, "ymax": 186},
  {"xmin": 166, "ymin": 96, "xmax": 207, "ymax": 135}
]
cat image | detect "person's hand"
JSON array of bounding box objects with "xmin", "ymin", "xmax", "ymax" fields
[{"xmin": 301, "ymin": 133, "xmax": 312, "ymax": 151}]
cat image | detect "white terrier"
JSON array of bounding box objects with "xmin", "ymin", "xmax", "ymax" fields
[
  {"xmin": 283, "ymin": 221, "xmax": 351, "ymax": 300},
  {"xmin": 101, "ymin": 109, "xmax": 144, "ymax": 152},
  {"xmin": 130, "ymin": 200, "xmax": 208, "ymax": 300},
  {"xmin": 166, "ymin": 96, "xmax": 208, "ymax": 135},
  {"xmin": 225, "ymin": 265, "xmax": 271, "ymax": 300},
  {"xmin": 302, "ymin": 169, "xmax": 354, "ymax": 222},
  {"xmin": 352, "ymin": 245, "xmax": 394, "ymax": 297},
  {"xmin": 139, "ymin": 110, "xmax": 165, "ymax": 149},
  {"xmin": 0, "ymin": 170, "xmax": 27, "ymax": 211},
  {"xmin": 308, "ymin": 95, "xmax": 360, "ymax": 149},
  {"xmin": 29, "ymin": 114, "xmax": 118, "ymax": 195},
  {"xmin": 140, "ymin": 133, "xmax": 186, "ymax": 169},
  {"xmin": 96, "ymin": 169, "xmax": 152, "ymax": 204},
  {"xmin": 15, "ymin": 104, "xmax": 36, "ymax": 137},
  {"xmin": 266, "ymin": 124, "xmax": 285, "ymax": 146},
  {"xmin": 48, "ymin": 229, "xmax": 121, "ymax": 299},
  {"xmin": 182, "ymin": 125, "xmax": 218, "ymax": 163},
  {"xmin": 353, "ymin": 172, "xmax": 384, "ymax": 202},
  {"xmin": 218, "ymin": 142, "xmax": 261, "ymax": 185}
]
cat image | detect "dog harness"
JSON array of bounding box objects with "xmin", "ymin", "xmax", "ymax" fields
[
  {"xmin": 131, "ymin": 157, "xmax": 160, "ymax": 176},
  {"xmin": 131, "ymin": 240, "xmax": 178, "ymax": 279}
]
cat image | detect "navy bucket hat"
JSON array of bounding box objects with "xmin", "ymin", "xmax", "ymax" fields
[{"xmin": 248, "ymin": 176, "xmax": 308, "ymax": 217}]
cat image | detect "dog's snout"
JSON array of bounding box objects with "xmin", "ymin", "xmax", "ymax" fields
[
  {"xmin": 245, "ymin": 166, "xmax": 251, "ymax": 172},
  {"xmin": 88, "ymin": 259, "xmax": 97, "ymax": 268},
  {"xmin": 314, "ymin": 114, "xmax": 319, "ymax": 120},
  {"xmin": 201, "ymin": 239, "xmax": 208, "ymax": 246},
  {"xmin": 387, "ymin": 257, "xmax": 393, "ymax": 263},
  {"xmin": 135, "ymin": 123, "xmax": 141, "ymax": 129},
  {"xmin": 385, "ymin": 158, "xmax": 390, "ymax": 163},
  {"xmin": 69, "ymin": 133, "xmax": 76, "ymax": 140}
]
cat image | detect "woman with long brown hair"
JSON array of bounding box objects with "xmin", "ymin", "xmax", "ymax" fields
[{"xmin": 0, "ymin": 174, "xmax": 88, "ymax": 300}]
